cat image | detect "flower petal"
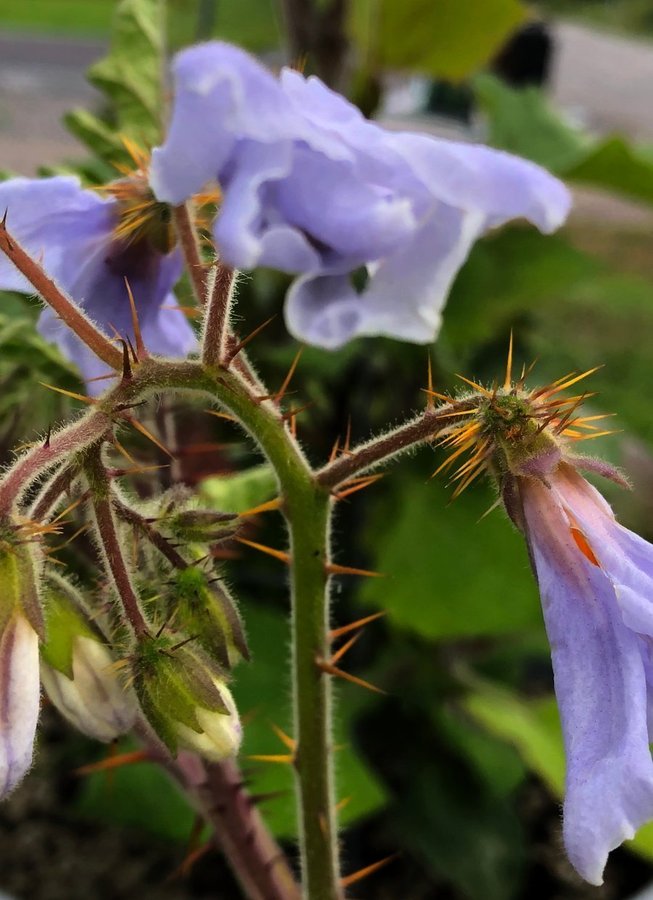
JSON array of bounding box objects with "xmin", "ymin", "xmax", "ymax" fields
[
  {"xmin": 0, "ymin": 615, "xmax": 40, "ymax": 797},
  {"xmin": 521, "ymin": 477, "xmax": 653, "ymax": 885}
]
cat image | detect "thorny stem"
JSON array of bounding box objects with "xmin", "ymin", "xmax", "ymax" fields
[
  {"xmin": 150, "ymin": 744, "xmax": 301, "ymax": 900},
  {"xmin": 317, "ymin": 401, "xmax": 475, "ymax": 490},
  {"xmin": 28, "ymin": 465, "xmax": 76, "ymax": 522},
  {"xmin": 113, "ymin": 496, "xmax": 189, "ymax": 570},
  {"xmin": 202, "ymin": 262, "xmax": 237, "ymax": 367},
  {"xmin": 173, "ymin": 202, "xmax": 208, "ymax": 304},
  {"xmin": 0, "ymin": 220, "xmax": 122, "ymax": 369},
  {"xmin": 83, "ymin": 446, "xmax": 149, "ymax": 637}
]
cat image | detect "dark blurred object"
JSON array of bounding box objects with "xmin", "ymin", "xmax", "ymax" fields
[
  {"xmin": 492, "ymin": 20, "xmax": 553, "ymax": 87},
  {"xmin": 196, "ymin": 0, "xmax": 218, "ymax": 39},
  {"xmin": 426, "ymin": 20, "xmax": 553, "ymax": 122}
]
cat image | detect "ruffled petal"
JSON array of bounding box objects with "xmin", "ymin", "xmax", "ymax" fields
[
  {"xmin": 521, "ymin": 477, "xmax": 653, "ymax": 885},
  {"xmin": 285, "ymin": 206, "xmax": 485, "ymax": 347}
]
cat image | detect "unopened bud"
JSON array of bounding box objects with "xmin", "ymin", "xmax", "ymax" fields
[
  {"xmin": 165, "ymin": 509, "xmax": 238, "ymax": 544},
  {"xmin": 40, "ymin": 579, "xmax": 137, "ymax": 742},
  {"xmin": 134, "ymin": 636, "xmax": 242, "ymax": 761},
  {"xmin": 0, "ymin": 535, "xmax": 43, "ymax": 797},
  {"xmin": 171, "ymin": 567, "xmax": 249, "ymax": 668}
]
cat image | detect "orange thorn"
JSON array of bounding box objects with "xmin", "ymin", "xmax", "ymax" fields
[
  {"xmin": 330, "ymin": 631, "xmax": 362, "ymax": 665},
  {"xmin": 335, "ymin": 796, "xmax": 352, "ymax": 813},
  {"xmin": 236, "ymin": 537, "xmax": 290, "ymax": 565},
  {"xmin": 204, "ymin": 408, "xmax": 237, "ymax": 422},
  {"xmin": 50, "ymin": 495, "xmax": 84, "ymax": 525},
  {"xmin": 454, "ymin": 374, "xmax": 493, "ymax": 397},
  {"xmin": 343, "ymin": 416, "xmax": 352, "ymax": 454},
  {"xmin": 274, "ymin": 349, "xmax": 303, "ymax": 404},
  {"xmin": 74, "ymin": 749, "xmax": 149, "ymax": 776},
  {"xmin": 269, "ymin": 721, "xmax": 296, "ymax": 751},
  {"xmin": 239, "ymin": 497, "xmax": 283, "ymax": 517},
  {"xmin": 246, "ymin": 753, "xmax": 295, "ymax": 764},
  {"xmin": 329, "ymin": 611, "xmax": 386, "ymax": 640},
  {"xmin": 325, "ymin": 562, "xmax": 384, "ymax": 578},
  {"xmin": 169, "ymin": 840, "xmax": 212, "ymax": 881},
  {"xmin": 124, "ymin": 277, "xmax": 147, "ymax": 360},
  {"xmin": 316, "ymin": 659, "xmax": 385, "ymax": 694},
  {"xmin": 39, "ymin": 383, "xmax": 95, "ymax": 404},
  {"xmin": 280, "ymin": 401, "xmax": 313, "ymax": 422},
  {"xmin": 421, "ymin": 387, "xmax": 452, "ymax": 402},
  {"xmin": 225, "ymin": 315, "xmax": 276, "ymax": 364},
  {"xmin": 504, "ymin": 330, "xmax": 514, "ymax": 389},
  {"xmin": 329, "ymin": 436, "xmax": 341, "ymax": 463},
  {"xmin": 333, "ymin": 474, "xmax": 384, "ymax": 501},
  {"xmin": 426, "ymin": 353, "xmax": 435, "ymax": 408},
  {"xmin": 48, "ymin": 523, "xmax": 90, "ymax": 552},
  {"xmin": 125, "ymin": 416, "xmax": 175, "ymax": 458},
  {"xmin": 341, "ymin": 854, "xmax": 399, "ymax": 888}
]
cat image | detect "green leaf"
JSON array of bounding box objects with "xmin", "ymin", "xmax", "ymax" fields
[
  {"xmin": 473, "ymin": 73, "xmax": 589, "ymax": 171},
  {"xmin": 442, "ymin": 229, "xmax": 599, "ymax": 358},
  {"xmin": 199, "ymin": 465, "xmax": 278, "ymax": 514},
  {"xmin": 232, "ymin": 604, "xmax": 387, "ymax": 837},
  {"xmin": 360, "ymin": 472, "xmax": 542, "ymax": 639},
  {"xmin": 352, "ymin": 0, "xmax": 525, "ymax": 80},
  {"xmin": 463, "ymin": 683, "xmax": 564, "ymax": 795},
  {"xmin": 475, "ymin": 74, "xmax": 653, "ymax": 206},
  {"xmin": 67, "ymin": 0, "xmax": 165, "ymax": 162},
  {"xmin": 75, "ymin": 741, "xmax": 197, "ymax": 841}
]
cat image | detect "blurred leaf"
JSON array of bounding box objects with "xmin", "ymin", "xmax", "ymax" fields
[
  {"xmin": 360, "ymin": 472, "xmax": 542, "ymax": 639},
  {"xmin": 67, "ymin": 0, "xmax": 165, "ymax": 163},
  {"xmin": 530, "ymin": 272, "xmax": 653, "ymax": 443},
  {"xmin": 474, "ymin": 73, "xmax": 589, "ymax": 171},
  {"xmin": 76, "ymin": 742, "xmax": 197, "ymax": 842},
  {"xmin": 233, "ymin": 604, "xmax": 387, "ymax": 837},
  {"xmin": 352, "ymin": 0, "xmax": 525, "ymax": 80},
  {"xmin": 442, "ymin": 229, "xmax": 598, "ymax": 358},
  {"xmin": 463, "ymin": 683, "xmax": 564, "ymax": 794},
  {"xmin": 475, "ymin": 74, "xmax": 653, "ymax": 206},
  {"xmin": 199, "ymin": 465, "xmax": 277, "ymax": 513}
]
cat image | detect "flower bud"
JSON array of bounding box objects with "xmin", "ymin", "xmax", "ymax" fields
[
  {"xmin": 134, "ymin": 636, "xmax": 242, "ymax": 761},
  {"xmin": 171, "ymin": 566, "xmax": 249, "ymax": 669},
  {"xmin": 165, "ymin": 509, "xmax": 238, "ymax": 544},
  {"xmin": 40, "ymin": 579, "xmax": 137, "ymax": 742},
  {"xmin": 0, "ymin": 541, "xmax": 42, "ymax": 797}
]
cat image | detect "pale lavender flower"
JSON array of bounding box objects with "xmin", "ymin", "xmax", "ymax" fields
[
  {"xmin": 0, "ymin": 612, "xmax": 40, "ymax": 797},
  {"xmin": 0, "ymin": 176, "xmax": 195, "ymax": 392},
  {"xmin": 150, "ymin": 41, "xmax": 571, "ymax": 348},
  {"xmin": 515, "ymin": 462, "xmax": 653, "ymax": 884}
]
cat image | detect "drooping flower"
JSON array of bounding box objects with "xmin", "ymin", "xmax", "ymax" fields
[
  {"xmin": 430, "ymin": 359, "xmax": 653, "ymax": 884},
  {"xmin": 0, "ymin": 171, "xmax": 196, "ymax": 392},
  {"xmin": 150, "ymin": 41, "xmax": 571, "ymax": 349}
]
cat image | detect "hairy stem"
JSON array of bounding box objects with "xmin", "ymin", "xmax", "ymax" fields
[
  {"xmin": 173, "ymin": 202, "xmax": 208, "ymax": 304},
  {"xmin": 0, "ymin": 220, "xmax": 122, "ymax": 369},
  {"xmin": 84, "ymin": 447, "xmax": 149, "ymax": 637},
  {"xmin": 202, "ymin": 262, "xmax": 237, "ymax": 367},
  {"xmin": 317, "ymin": 401, "xmax": 473, "ymax": 489}
]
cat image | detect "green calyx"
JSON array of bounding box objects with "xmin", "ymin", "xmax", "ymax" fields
[
  {"xmin": 132, "ymin": 634, "xmax": 229, "ymax": 754},
  {"xmin": 477, "ymin": 391, "xmax": 561, "ymax": 477},
  {"xmin": 170, "ymin": 567, "xmax": 249, "ymax": 669},
  {"xmin": 40, "ymin": 579, "xmax": 101, "ymax": 679},
  {"xmin": 164, "ymin": 508, "xmax": 238, "ymax": 544},
  {"xmin": 0, "ymin": 537, "xmax": 44, "ymax": 637}
]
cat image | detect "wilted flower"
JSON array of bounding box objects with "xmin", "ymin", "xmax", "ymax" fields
[
  {"xmin": 40, "ymin": 579, "xmax": 137, "ymax": 742},
  {"xmin": 133, "ymin": 635, "xmax": 242, "ymax": 761},
  {"xmin": 0, "ymin": 171, "xmax": 195, "ymax": 392},
  {"xmin": 432, "ymin": 361, "xmax": 653, "ymax": 883},
  {"xmin": 150, "ymin": 41, "xmax": 571, "ymax": 349}
]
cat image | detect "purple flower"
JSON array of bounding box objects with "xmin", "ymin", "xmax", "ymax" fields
[
  {"xmin": 150, "ymin": 41, "xmax": 571, "ymax": 349},
  {"xmin": 0, "ymin": 175, "xmax": 196, "ymax": 392},
  {"xmin": 515, "ymin": 462, "xmax": 653, "ymax": 884}
]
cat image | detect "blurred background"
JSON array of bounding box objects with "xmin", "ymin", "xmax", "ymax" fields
[{"xmin": 2, "ymin": 1, "xmax": 653, "ymax": 898}]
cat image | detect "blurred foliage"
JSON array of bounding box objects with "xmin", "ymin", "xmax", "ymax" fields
[{"xmin": 351, "ymin": 0, "xmax": 525, "ymax": 80}]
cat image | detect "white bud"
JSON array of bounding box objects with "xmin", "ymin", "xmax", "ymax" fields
[
  {"xmin": 0, "ymin": 613, "xmax": 40, "ymax": 797},
  {"xmin": 176, "ymin": 681, "xmax": 242, "ymax": 762},
  {"xmin": 41, "ymin": 636, "xmax": 137, "ymax": 742}
]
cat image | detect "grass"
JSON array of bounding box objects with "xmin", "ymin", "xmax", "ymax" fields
[{"xmin": 0, "ymin": 0, "xmax": 281, "ymax": 51}]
